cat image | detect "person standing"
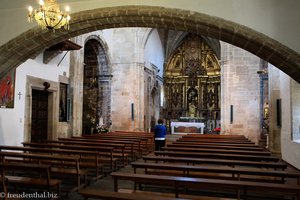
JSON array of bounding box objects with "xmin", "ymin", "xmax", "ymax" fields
[{"xmin": 154, "ymin": 118, "xmax": 167, "ymax": 151}]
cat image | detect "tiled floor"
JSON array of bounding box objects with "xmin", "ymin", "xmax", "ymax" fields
[{"xmin": 64, "ymin": 161, "xmax": 138, "ymax": 200}]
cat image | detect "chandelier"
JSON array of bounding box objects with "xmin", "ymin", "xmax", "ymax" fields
[{"xmin": 28, "ymin": 0, "xmax": 71, "ymax": 31}]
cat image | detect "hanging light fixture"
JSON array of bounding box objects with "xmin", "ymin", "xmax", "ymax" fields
[{"xmin": 28, "ymin": 0, "xmax": 71, "ymax": 31}]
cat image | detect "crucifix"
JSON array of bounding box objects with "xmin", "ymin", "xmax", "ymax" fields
[{"xmin": 18, "ymin": 92, "xmax": 22, "ymax": 100}]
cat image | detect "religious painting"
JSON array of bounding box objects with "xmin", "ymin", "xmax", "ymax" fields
[
  {"xmin": 59, "ymin": 83, "xmax": 68, "ymax": 121},
  {"xmin": 0, "ymin": 69, "xmax": 15, "ymax": 108}
]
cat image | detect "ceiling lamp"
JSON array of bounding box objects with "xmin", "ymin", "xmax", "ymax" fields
[{"xmin": 28, "ymin": 0, "xmax": 71, "ymax": 31}]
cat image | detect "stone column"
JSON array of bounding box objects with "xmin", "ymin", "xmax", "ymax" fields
[
  {"xmin": 268, "ymin": 65, "xmax": 281, "ymax": 154},
  {"xmin": 220, "ymin": 42, "xmax": 261, "ymax": 144},
  {"xmin": 69, "ymin": 36, "xmax": 85, "ymax": 136}
]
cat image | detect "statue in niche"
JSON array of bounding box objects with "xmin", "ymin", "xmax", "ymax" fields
[
  {"xmin": 188, "ymin": 88, "xmax": 197, "ymax": 103},
  {"xmin": 207, "ymin": 89, "xmax": 215, "ymax": 107},
  {"xmin": 187, "ymin": 88, "xmax": 198, "ymax": 118},
  {"xmin": 189, "ymin": 103, "xmax": 196, "ymax": 118}
]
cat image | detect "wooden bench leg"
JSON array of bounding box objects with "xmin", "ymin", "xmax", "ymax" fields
[
  {"xmin": 57, "ymin": 184, "xmax": 61, "ymax": 198},
  {"xmin": 237, "ymin": 188, "xmax": 240, "ymax": 200},
  {"xmin": 175, "ymin": 182, "xmax": 179, "ymax": 198},
  {"xmin": 243, "ymin": 187, "xmax": 247, "ymax": 200},
  {"xmin": 1, "ymin": 178, "xmax": 8, "ymax": 200},
  {"xmin": 113, "ymin": 177, "xmax": 118, "ymax": 192},
  {"xmin": 138, "ymin": 183, "xmax": 143, "ymax": 190}
]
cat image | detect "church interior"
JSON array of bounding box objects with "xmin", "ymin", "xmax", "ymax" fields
[{"xmin": 0, "ymin": 0, "xmax": 300, "ymax": 199}]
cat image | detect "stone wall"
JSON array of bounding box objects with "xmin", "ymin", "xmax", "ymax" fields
[{"xmin": 221, "ymin": 42, "xmax": 261, "ymax": 144}]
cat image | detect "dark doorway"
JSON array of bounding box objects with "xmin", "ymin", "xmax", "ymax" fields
[{"xmin": 31, "ymin": 89, "xmax": 48, "ymax": 142}]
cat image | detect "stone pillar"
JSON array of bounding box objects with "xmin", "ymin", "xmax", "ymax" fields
[
  {"xmin": 109, "ymin": 28, "xmax": 147, "ymax": 131},
  {"xmin": 268, "ymin": 65, "xmax": 281, "ymax": 154},
  {"xmin": 69, "ymin": 36, "xmax": 85, "ymax": 136},
  {"xmin": 221, "ymin": 42, "xmax": 261, "ymax": 144}
]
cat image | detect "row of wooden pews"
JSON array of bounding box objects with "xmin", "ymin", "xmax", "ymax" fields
[
  {"xmin": 0, "ymin": 131, "xmax": 154, "ymax": 199},
  {"xmin": 80, "ymin": 134, "xmax": 300, "ymax": 200},
  {"xmin": 0, "ymin": 145, "xmax": 90, "ymax": 196}
]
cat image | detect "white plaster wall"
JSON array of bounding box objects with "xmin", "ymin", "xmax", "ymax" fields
[
  {"xmin": 0, "ymin": 0, "xmax": 300, "ymax": 54},
  {"xmin": 144, "ymin": 29, "xmax": 164, "ymax": 77},
  {"xmin": 221, "ymin": 42, "xmax": 261, "ymax": 143},
  {"xmin": 144, "ymin": 29, "xmax": 164, "ymax": 130},
  {"xmin": 280, "ymin": 72, "xmax": 300, "ymax": 169},
  {"xmin": 291, "ymin": 80, "xmax": 300, "ymax": 141},
  {"xmin": 0, "ymin": 53, "xmax": 70, "ymax": 146}
]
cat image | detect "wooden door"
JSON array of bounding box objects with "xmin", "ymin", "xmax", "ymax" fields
[{"xmin": 31, "ymin": 90, "xmax": 48, "ymax": 142}]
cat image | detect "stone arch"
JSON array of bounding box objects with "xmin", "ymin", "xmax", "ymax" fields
[
  {"xmin": 0, "ymin": 6, "xmax": 299, "ymax": 82},
  {"xmin": 82, "ymin": 35, "xmax": 112, "ymax": 134}
]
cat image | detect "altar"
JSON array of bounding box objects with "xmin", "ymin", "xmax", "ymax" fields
[{"xmin": 170, "ymin": 121, "xmax": 205, "ymax": 134}]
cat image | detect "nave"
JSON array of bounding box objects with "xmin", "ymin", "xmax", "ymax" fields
[{"xmin": 1, "ymin": 132, "xmax": 300, "ymax": 200}]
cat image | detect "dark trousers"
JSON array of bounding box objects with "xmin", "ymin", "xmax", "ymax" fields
[{"xmin": 155, "ymin": 139, "xmax": 165, "ymax": 151}]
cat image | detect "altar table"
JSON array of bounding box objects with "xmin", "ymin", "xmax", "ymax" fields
[{"xmin": 170, "ymin": 122, "xmax": 205, "ymax": 134}]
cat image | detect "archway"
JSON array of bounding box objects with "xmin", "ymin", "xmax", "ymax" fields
[
  {"xmin": 0, "ymin": 6, "xmax": 299, "ymax": 83},
  {"xmin": 83, "ymin": 38, "xmax": 111, "ymax": 134}
]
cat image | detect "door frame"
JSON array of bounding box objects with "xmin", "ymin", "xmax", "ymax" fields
[{"xmin": 24, "ymin": 76, "xmax": 59, "ymax": 142}]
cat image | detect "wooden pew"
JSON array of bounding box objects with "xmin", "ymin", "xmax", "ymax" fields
[
  {"xmin": 114, "ymin": 130, "xmax": 153, "ymax": 134},
  {"xmin": 154, "ymin": 151, "xmax": 280, "ymax": 162},
  {"xmin": 112, "ymin": 131, "xmax": 154, "ymax": 145},
  {"xmin": 55, "ymin": 139, "xmax": 128, "ymax": 167},
  {"xmin": 0, "ymin": 151, "xmax": 86, "ymax": 192},
  {"xmin": 167, "ymin": 143, "xmax": 265, "ymax": 151},
  {"xmin": 66, "ymin": 137, "xmax": 138, "ymax": 161},
  {"xmin": 78, "ymin": 188, "xmax": 190, "ymax": 200},
  {"xmin": 84, "ymin": 132, "xmax": 155, "ymax": 154},
  {"xmin": 110, "ymin": 172, "xmax": 300, "ymax": 199},
  {"xmin": 181, "ymin": 134, "xmax": 247, "ymax": 140},
  {"xmin": 111, "ymin": 131, "xmax": 155, "ymax": 152},
  {"xmin": 0, "ymin": 162, "xmax": 61, "ymax": 195},
  {"xmin": 22, "ymin": 142, "xmax": 116, "ymax": 172},
  {"xmin": 131, "ymin": 162, "xmax": 300, "ymax": 183},
  {"xmin": 143, "ymin": 155, "xmax": 287, "ymax": 170},
  {"xmin": 0, "ymin": 145, "xmax": 103, "ymax": 180},
  {"xmin": 86, "ymin": 136, "xmax": 149, "ymax": 157},
  {"xmin": 180, "ymin": 138, "xmax": 251, "ymax": 143},
  {"xmin": 177, "ymin": 138, "xmax": 255, "ymax": 145},
  {"xmin": 161, "ymin": 147, "xmax": 271, "ymax": 156},
  {"xmin": 181, "ymin": 135, "xmax": 247, "ymax": 139},
  {"xmin": 173, "ymin": 141, "xmax": 261, "ymax": 148}
]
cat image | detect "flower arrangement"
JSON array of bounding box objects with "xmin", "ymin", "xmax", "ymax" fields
[
  {"xmin": 86, "ymin": 114, "xmax": 96, "ymax": 125},
  {"xmin": 96, "ymin": 124, "xmax": 109, "ymax": 133},
  {"xmin": 86, "ymin": 114, "xmax": 109, "ymax": 133}
]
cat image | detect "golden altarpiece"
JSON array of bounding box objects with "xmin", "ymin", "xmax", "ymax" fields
[{"xmin": 163, "ymin": 35, "xmax": 221, "ymax": 133}]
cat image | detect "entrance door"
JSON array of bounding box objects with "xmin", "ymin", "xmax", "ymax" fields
[{"xmin": 31, "ymin": 90, "xmax": 48, "ymax": 142}]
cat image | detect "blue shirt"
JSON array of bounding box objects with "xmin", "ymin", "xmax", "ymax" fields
[{"xmin": 154, "ymin": 124, "xmax": 167, "ymax": 139}]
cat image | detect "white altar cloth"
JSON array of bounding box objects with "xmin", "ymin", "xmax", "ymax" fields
[{"xmin": 171, "ymin": 122, "xmax": 205, "ymax": 134}]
